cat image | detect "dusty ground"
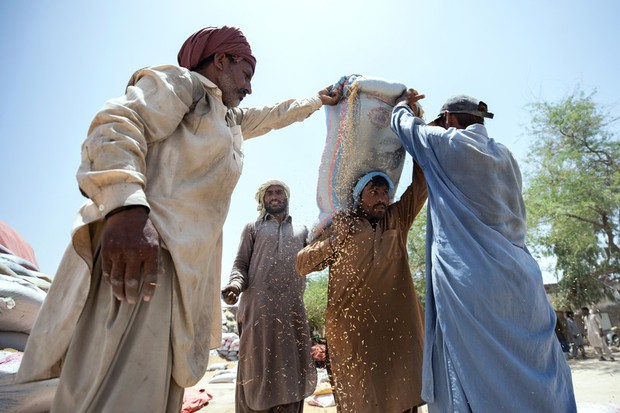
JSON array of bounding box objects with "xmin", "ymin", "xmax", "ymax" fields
[{"xmin": 192, "ymin": 347, "xmax": 620, "ymax": 413}]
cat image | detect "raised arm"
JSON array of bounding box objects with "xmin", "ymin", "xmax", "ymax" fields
[
  {"xmin": 229, "ymin": 82, "xmax": 344, "ymax": 139},
  {"xmin": 296, "ymin": 212, "xmax": 352, "ymax": 276},
  {"xmin": 296, "ymin": 233, "xmax": 333, "ymax": 276},
  {"xmin": 392, "ymin": 162, "xmax": 428, "ymax": 231}
]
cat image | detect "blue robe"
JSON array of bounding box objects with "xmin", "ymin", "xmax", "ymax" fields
[{"xmin": 391, "ymin": 104, "xmax": 576, "ymax": 413}]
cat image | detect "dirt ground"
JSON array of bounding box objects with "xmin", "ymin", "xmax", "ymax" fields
[{"xmin": 193, "ymin": 347, "xmax": 620, "ymax": 413}]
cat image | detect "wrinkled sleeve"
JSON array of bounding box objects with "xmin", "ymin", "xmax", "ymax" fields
[
  {"xmin": 77, "ymin": 66, "xmax": 201, "ymax": 216},
  {"xmin": 228, "ymin": 96, "xmax": 322, "ymax": 140},
  {"xmin": 296, "ymin": 229, "xmax": 335, "ymax": 276},
  {"xmin": 390, "ymin": 102, "xmax": 443, "ymax": 167},
  {"xmin": 227, "ymin": 223, "xmax": 255, "ymax": 292}
]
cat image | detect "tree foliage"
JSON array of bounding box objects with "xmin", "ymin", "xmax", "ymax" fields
[
  {"xmin": 408, "ymin": 205, "xmax": 428, "ymax": 307},
  {"xmin": 304, "ymin": 271, "xmax": 329, "ymax": 335},
  {"xmin": 524, "ymin": 88, "xmax": 620, "ymax": 307}
]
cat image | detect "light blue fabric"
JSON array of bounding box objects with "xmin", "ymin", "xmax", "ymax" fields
[
  {"xmin": 351, "ymin": 171, "xmax": 395, "ymax": 209},
  {"xmin": 391, "ymin": 103, "xmax": 577, "ymax": 413}
]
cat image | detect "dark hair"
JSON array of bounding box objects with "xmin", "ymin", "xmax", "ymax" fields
[
  {"xmin": 453, "ymin": 113, "xmax": 484, "ymax": 127},
  {"xmin": 194, "ymin": 54, "xmax": 237, "ymax": 72},
  {"xmin": 565, "ymin": 310, "xmax": 573, "ymax": 317},
  {"xmin": 366, "ymin": 175, "xmax": 390, "ymax": 188}
]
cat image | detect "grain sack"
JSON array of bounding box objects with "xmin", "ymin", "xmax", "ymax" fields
[{"xmin": 313, "ymin": 74, "xmax": 413, "ymax": 237}]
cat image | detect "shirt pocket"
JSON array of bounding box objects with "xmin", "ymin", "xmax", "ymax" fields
[
  {"xmin": 380, "ymin": 229, "xmax": 403, "ymax": 260},
  {"xmin": 230, "ymin": 125, "xmax": 244, "ymax": 173}
]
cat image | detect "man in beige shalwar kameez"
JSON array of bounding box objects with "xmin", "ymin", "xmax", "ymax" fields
[
  {"xmin": 13, "ymin": 26, "xmax": 342, "ymax": 413},
  {"xmin": 222, "ymin": 181, "xmax": 316, "ymax": 413},
  {"xmin": 297, "ymin": 163, "xmax": 427, "ymax": 413}
]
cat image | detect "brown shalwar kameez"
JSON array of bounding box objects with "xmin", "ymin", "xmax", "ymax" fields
[
  {"xmin": 296, "ymin": 166, "xmax": 427, "ymax": 413},
  {"xmin": 228, "ymin": 215, "xmax": 316, "ymax": 412}
]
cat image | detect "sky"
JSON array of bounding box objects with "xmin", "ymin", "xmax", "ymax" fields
[{"xmin": 1, "ymin": 0, "xmax": 619, "ymax": 286}]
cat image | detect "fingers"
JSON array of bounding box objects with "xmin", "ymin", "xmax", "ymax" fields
[
  {"xmin": 395, "ymin": 90, "xmax": 409, "ymax": 104},
  {"xmin": 407, "ymin": 89, "xmax": 426, "ymax": 104},
  {"xmin": 101, "ymin": 239, "xmax": 161, "ymax": 304},
  {"xmin": 220, "ymin": 287, "xmax": 239, "ymax": 305},
  {"xmin": 222, "ymin": 293, "xmax": 237, "ymax": 306},
  {"xmin": 319, "ymin": 84, "xmax": 343, "ymax": 106},
  {"xmin": 140, "ymin": 250, "xmax": 162, "ymax": 302},
  {"xmin": 107, "ymin": 258, "xmax": 127, "ymax": 302},
  {"xmin": 121, "ymin": 253, "xmax": 147, "ymax": 304},
  {"xmin": 101, "ymin": 210, "xmax": 162, "ymax": 305}
]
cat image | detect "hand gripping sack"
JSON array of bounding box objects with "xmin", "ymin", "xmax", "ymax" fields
[{"xmin": 313, "ymin": 75, "xmax": 409, "ymax": 237}]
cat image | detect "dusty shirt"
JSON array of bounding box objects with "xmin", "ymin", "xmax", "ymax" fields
[
  {"xmin": 228, "ymin": 214, "xmax": 316, "ymax": 411},
  {"xmin": 296, "ymin": 167, "xmax": 428, "ymax": 413},
  {"xmin": 17, "ymin": 65, "xmax": 322, "ymax": 387}
]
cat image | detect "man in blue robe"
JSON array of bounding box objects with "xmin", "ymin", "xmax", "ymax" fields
[{"xmin": 390, "ymin": 91, "xmax": 577, "ymax": 412}]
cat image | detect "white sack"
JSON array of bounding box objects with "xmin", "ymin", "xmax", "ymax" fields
[{"xmin": 313, "ymin": 75, "xmax": 412, "ymax": 237}]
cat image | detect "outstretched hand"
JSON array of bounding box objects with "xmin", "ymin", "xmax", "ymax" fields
[
  {"xmin": 101, "ymin": 206, "xmax": 162, "ymax": 304},
  {"xmin": 318, "ymin": 83, "xmax": 344, "ymax": 106},
  {"xmin": 396, "ymin": 88, "xmax": 426, "ymax": 118}
]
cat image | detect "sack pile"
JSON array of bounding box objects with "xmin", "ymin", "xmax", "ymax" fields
[{"xmin": 217, "ymin": 332, "xmax": 239, "ymax": 361}]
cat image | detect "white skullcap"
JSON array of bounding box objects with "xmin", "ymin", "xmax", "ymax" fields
[{"xmin": 255, "ymin": 179, "xmax": 290, "ymax": 218}]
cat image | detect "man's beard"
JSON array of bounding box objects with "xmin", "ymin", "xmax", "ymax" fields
[
  {"xmin": 265, "ymin": 200, "xmax": 287, "ymax": 215},
  {"xmin": 219, "ymin": 72, "xmax": 243, "ymax": 108},
  {"xmin": 366, "ymin": 202, "xmax": 387, "ymax": 221}
]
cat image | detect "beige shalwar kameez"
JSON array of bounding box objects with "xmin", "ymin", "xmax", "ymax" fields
[
  {"xmin": 15, "ymin": 65, "xmax": 322, "ymax": 412},
  {"xmin": 296, "ymin": 167, "xmax": 427, "ymax": 413}
]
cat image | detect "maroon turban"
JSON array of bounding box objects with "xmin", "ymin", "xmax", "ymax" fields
[{"xmin": 177, "ymin": 26, "xmax": 256, "ymax": 72}]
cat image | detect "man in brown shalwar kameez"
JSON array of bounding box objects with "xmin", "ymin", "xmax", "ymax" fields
[
  {"xmin": 222, "ymin": 180, "xmax": 316, "ymax": 413},
  {"xmin": 296, "ymin": 162, "xmax": 427, "ymax": 413}
]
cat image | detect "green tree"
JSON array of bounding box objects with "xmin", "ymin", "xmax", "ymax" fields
[
  {"xmin": 407, "ymin": 205, "xmax": 427, "ymax": 306},
  {"xmin": 304, "ymin": 271, "xmax": 329, "ymax": 335},
  {"xmin": 524, "ymin": 88, "xmax": 620, "ymax": 308}
]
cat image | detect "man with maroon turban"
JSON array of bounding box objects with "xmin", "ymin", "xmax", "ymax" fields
[{"xmin": 15, "ymin": 26, "xmax": 342, "ymax": 413}]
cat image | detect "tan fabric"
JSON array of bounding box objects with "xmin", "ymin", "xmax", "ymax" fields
[
  {"xmin": 51, "ymin": 249, "xmax": 183, "ymax": 412},
  {"xmin": 297, "ymin": 166, "xmax": 427, "ymax": 413},
  {"xmin": 229, "ymin": 215, "xmax": 316, "ymax": 411},
  {"xmin": 584, "ymin": 313, "xmax": 612, "ymax": 353},
  {"xmin": 16, "ymin": 64, "xmax": 322, "ymax": 397}
]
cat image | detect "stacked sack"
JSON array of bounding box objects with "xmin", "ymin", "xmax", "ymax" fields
[
  {"xmin": 217, "ymin": 332, "xmax": 240, "ymax": 361},
  {"xmin": 221, "ymin": 308, "xmax": 238, "ymax": 334}
]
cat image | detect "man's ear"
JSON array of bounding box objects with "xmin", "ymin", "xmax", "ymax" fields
[{"xmin": 212, "ymin": 52, "xmax": 228, "ymax": 71}]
